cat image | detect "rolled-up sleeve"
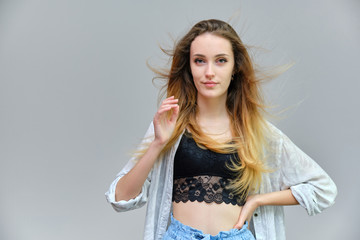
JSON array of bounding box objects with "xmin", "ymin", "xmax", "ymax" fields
[
  {"xmin": 279, "ymin": 133, "xmax": 337, "ymax": 216},
  {"xmin": 105, "ymin": 123, "xmax": 154, "ymax": 212}
]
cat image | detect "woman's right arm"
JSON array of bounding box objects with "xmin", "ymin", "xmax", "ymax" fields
[
  {"xmin": 114, "ymin": 140, "xmax": 166, "ymax": 201},
  {"xmin": 114, "ymin": 96, "xmax": 179, "ymax": 202}
]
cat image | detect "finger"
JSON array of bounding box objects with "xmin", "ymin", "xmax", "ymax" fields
[
  {"xmin": 233, "ymin": 216, "xmax": 246, "ymax": 229},
  {"xmin": 169, "ymin": 105, "xmax": 179, "ymax": 122},
  {"xmin": 156, "ymin": 104, "xmax": 179, "ymax": 120},
  {"xmin": 160, "ymin": 99, "xmax": 178, "ymax": 107},
  {"xmin": 233, "ymin": 222, "xmax": 245, "ymax": 230},
  {"xmin": 161, "ymin": 101, "xmax": 179, "ymax": 108},
  {"xmin": 155, "ymin": 108, "xmax": 172, "ymax": 121},
  {"xmin": 159, "ymin": 102, "xmax": 178, "ymax": 108},
  {"xmin": 159, "ymin": 104, "xmax": 178, "ymax": 112},
  {"xmin": 162, "ymin": 96, "xmax": 178, "ymax": 103},
  {"xmin": 157, "ymin": 106, "xmax": 173, "ymax": 115},
  {"xmin": 163, "ymin": 96, "xmax": 175, "ymax": 102},
  {"xmin": 161, "ymin": 99, "xmax": 178, "ymax": 106}
]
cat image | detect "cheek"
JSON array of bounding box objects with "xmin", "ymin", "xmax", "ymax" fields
[{"xmin": 190, "ymin": 66, "xmax": 201, "ymax": 82}]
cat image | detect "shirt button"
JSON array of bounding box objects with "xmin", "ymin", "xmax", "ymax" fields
[{"xmin": 254, "ymin": 213, "xmax": 258, "ymax": 217}]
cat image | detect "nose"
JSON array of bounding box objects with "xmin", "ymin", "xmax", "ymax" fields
[{"xmin": 205, "ymin": 63, "xmax": 215, "ymax": 80}]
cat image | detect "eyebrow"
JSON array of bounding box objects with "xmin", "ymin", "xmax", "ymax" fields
[{"xmin": 192, "ymin": 53, "xmax": 230, "ymax": 58}]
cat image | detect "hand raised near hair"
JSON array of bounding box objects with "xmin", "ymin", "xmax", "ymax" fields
[{"xmin": 153, "ymin": 96, "xmax": 179, "ymax": 147}]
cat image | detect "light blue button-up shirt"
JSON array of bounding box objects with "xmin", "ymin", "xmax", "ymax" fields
[{"xmin": 105, "ymin": 122, "xmax": 337, "ymax": 240}]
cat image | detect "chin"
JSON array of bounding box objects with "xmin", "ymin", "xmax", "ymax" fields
[{"xmin": 199, "ymin": 93, "xmax": 226, "ymax": 100}]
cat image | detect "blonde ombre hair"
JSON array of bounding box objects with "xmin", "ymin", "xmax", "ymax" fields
[{"xmin": 151, "ymin": 19, "xmax": 271, "ymax": 198}]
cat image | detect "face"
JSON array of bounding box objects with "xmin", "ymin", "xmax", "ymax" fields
[{"xmin": 190, "ymin": 32, "xmax": 235, "ymax": 102}]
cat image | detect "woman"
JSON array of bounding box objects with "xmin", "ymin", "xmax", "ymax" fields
[{"xmin": 105, "ymin": 19, "xmax": 337, "ymax": 240}]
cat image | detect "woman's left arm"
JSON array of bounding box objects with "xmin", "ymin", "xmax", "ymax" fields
[
  {"xmin": 233, "ymin": 189, "xmax": 298, "ymax": 229},
  {"xmin": 234, "ymin": 125, "xmax": 338, "ymax": 229}
]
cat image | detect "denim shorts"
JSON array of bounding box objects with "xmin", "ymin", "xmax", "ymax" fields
[{"xmin": 162, "ymin": 213, "xmax": 256, "ymax": 240}]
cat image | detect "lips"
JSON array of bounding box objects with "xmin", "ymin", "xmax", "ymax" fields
[{"xmin": 203, "ymin": 81, "xmax": 218, "ymax": 87}]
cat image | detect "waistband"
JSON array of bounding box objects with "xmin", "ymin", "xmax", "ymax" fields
[{"xmin": 167, "ymin": 213, "xmax": 251, "ymax": 240}]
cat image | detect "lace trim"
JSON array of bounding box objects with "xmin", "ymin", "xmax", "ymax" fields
[{"xmin": 172, "ymin": 176, "xmax": 245, "ymax": 206}]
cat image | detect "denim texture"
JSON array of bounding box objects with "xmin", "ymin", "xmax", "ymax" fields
[{"xmin": 162, "ymin": 214, "xmax": 255, "ymax": 240}]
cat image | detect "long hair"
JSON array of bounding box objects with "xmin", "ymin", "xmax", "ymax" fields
[{"xmin": 152, "ymin": 19, "xmax": 270, "ymax": 197}]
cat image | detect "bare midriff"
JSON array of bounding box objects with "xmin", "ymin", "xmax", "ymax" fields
[{"xmin": 172, "ymin": 201, "xmax": 242, "ymax": 236}]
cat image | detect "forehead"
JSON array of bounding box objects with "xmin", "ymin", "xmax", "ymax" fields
[{"xmin": 190, "ymin": 32, "xmax": 233, "ymax": 56}]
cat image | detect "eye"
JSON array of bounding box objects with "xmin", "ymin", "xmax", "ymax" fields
[
  {"xmin": 194, "ymin": 58, "xmax": 205, "ymax": 64},
  {"xmin": 217, "ymin": 58, "xmax": 228, "ymax": 64}
]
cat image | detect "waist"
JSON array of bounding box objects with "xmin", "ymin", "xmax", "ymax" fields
[{"xmin": 172, "ymin": 201, "xmax": 242, "ymax": 236}]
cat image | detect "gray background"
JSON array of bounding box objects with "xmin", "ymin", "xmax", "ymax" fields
[{"xmin": 0, "ymin": 0, "xmax": 359, "ymax": 239}]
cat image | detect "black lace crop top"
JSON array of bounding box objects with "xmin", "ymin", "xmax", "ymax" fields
[{"xmin": 172, "ymin": 131, "xmax": 246, "ymax": 206}]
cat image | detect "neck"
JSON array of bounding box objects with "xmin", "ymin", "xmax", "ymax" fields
[
  {"xmin": 195, "ymin": 94, "xmax": 232, "ymax": 140},
  {"xmin": 196, "ymin": 94, "xmax": 228, "ymax": 122}
]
